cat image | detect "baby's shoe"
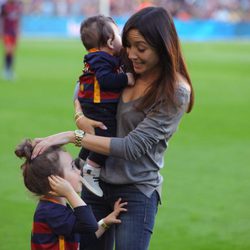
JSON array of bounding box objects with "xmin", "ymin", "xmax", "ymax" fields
[{"xmin": 81, "ymin": 164, "xmax": 103, "ymax": 197}]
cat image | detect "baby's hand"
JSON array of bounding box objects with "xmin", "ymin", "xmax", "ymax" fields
[
  {"xmin": 126, "ymin": 73, "xmax": 135, "ymax": 86},
  {"xmin": 103, "ymin": 198, "xmax": 127, "ymax": 226},
  {"xmin": 48, "ymin": 175, "xmax": 74, "ymax": 197}
]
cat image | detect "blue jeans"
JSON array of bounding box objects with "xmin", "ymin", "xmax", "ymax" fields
[{"xmin": 81, "ymin": 181, "xmax": 159, "ymax": 250}]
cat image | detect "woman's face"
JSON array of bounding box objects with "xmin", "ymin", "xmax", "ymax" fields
[
  {"xmin": 126, "ymin": 29, "xmax": 160, "ymax": 76},
  {"xmin": 59, "ymin": 151, "xmax": 82, "ymax": 193}
]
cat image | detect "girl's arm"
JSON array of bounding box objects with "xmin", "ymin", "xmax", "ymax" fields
[
  {"xmin": 48, "ymin": 175, "xmax": 127, "ymax": 238},
  {"xmin": 95, "ymin": 198, "xmax": 127, "ymax": 238},
  {"xmin": 47, "ymin": 176, "xmax": 98, "ymax": 235}
]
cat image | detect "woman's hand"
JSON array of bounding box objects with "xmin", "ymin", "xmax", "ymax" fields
[
  {"xmin": 76, "ymin": 116, "xmax": 107, "ymax": 135},
  {"xmin": 48, "ymin": 175, "xmax": 74, "ymax": 197},
  {"xmin": 31, "ymin": 131, "xmax": 74, "ymax": 159},
  {"xmin": 74, "ymin": 99, "xmax": 107, "ymax": 134},
  {"xmin": 103, "ymin": 198, "xmax": 128, "ymax": 226}
]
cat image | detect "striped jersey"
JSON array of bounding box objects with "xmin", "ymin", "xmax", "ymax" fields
[
  {"xmin": 31, "ymin": 199, "xmax": 98, "ymax": 250},
  {"xmin": 78, "ymin": 50, "xmax": 128, "ymax": 104}
]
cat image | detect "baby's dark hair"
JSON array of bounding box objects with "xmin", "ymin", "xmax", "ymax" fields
[
  {"xmin": 80, "ymin": 15, "xmax": 116, "ymax": 50},
  {"xmin": 15, "ymin": 139, "xmax": 64, "ymax": 196}
]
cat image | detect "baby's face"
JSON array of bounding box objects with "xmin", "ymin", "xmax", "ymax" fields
[{"xmin": 110, "ymin": 22, "xmax": 122, "ymax": 55}]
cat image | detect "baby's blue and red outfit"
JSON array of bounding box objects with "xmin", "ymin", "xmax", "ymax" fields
[
  {"xmin": 31, "ymin": 199, "xmax": 98, "ymax": 250},
  {"xmin": 77, "ymin": 49, "xmax": 128, "ymax": 165}
]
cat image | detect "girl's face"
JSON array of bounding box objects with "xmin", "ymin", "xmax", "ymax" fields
[
  {"xmin": 59, "ymin": 151, "xmax": 82, "ymax": 193},
  {"xmin": 126, "ymin": 29, "xmax": 160, "ymax": 76}
]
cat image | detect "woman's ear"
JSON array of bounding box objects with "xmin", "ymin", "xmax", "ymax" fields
[{"xmin": 107, "ymin": 38, "xmax": 114, "ymax": 49}]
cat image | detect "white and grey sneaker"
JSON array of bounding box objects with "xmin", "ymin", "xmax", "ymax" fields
[{"xmin": 81, "ymin": 164, "xmax": 103, "ymax": 197}]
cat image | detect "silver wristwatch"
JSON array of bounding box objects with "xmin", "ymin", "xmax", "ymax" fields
[{"xmin": 74, "ymin": 130, "xmax": 85, "ymax": 147}]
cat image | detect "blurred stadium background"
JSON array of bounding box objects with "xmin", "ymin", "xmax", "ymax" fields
[
  {"xmin": 12, "ymin": 0, "xmax": 250, "ymax": 39},
  {"xmin": 14, "ymin": 0, "xmax": 250, "ymax": 21},
  {"xmin": 0, "ymin": 0, "xmax": 250, "ymax": 250}
]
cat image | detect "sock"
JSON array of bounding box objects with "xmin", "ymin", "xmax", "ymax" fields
[{"xmin": 87, "ymin": 159, "xmax": 101, "ymax": 168}]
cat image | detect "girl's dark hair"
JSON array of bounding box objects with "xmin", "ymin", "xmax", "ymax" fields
[
  {"xmin": 122, "ymin": 7, "xmax": 194, "ymax": 113},
  {"xmin": 80, "ymin": 15, "xmax": 116, "ymax": 50},
  {"xmin": 15, "ymin": 139, "xmax": 63, "ymax": 196}
]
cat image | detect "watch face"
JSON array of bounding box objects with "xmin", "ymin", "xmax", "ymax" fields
[
  {"xmin": 76, "ymin": 130, "xmax": 85, "ymax": 136},
  {"xmin": 76, "ymin": 130, "xmax": 82, "ymax": 135}
]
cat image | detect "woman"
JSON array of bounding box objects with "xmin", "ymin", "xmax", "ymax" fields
[{"xmin": 32, "ymin": 7, "xmax": 194, "ymax": 250}]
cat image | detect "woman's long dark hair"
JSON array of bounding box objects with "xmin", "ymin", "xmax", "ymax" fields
[{"xmin": 122, "ymin": 7, "xmax": 194, "ymax": 113}]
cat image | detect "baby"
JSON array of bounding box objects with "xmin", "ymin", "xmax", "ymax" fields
[{"xmin": 74, "ymin": 15, "xmax": 134, "ymax": 196}]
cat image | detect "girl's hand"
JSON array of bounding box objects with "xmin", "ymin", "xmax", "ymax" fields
[
  {"xmin": 103, "ymin": 198, "xmax": 128, "ymax": 226},
  {"xmin": 48, "ymin": 175, "xmax": 74, "ymax": 197},
  {"xmin": 95, "ymin": 198, "xmax": 127, "ymax": 238},
  {"xmin": 74, "ymin": 99, "xmax": 107, "ymax": 134},
  {"xmin": 31, "ymin": 131, "xmax": 74, "ymax": 159}
]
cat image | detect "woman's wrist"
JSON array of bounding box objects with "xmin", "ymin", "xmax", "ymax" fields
[
  {"xmin": 75, "ymin": 115, "xmax": 84, "ymax": 123},
  {"xmin": 74, "ymin": 111, "xmax": 84, "ymax": 122},
  {"xmin": 62, "ymin": 131, "xmax": 75, "ymax": 144},
  {"xmin": 74, "ymin": 130, "xmax": 86, "ymax": 147}
]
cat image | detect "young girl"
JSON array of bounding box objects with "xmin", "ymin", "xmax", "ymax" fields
[{"xmin": 15, "ymin": 139, "xmax": 127, "ymax": 250}]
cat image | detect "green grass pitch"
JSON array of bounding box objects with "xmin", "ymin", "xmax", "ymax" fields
[{"xmin": 0, "ymin": 39, "xmax": 250, "ymax": 250}]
